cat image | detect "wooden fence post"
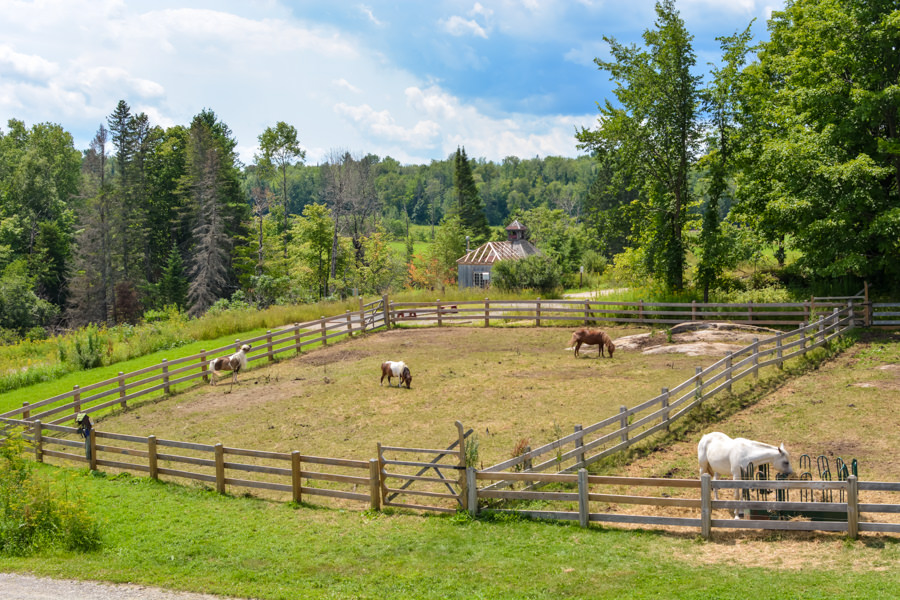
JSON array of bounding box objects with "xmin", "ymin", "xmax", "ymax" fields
[
  {"xmin": 864, "ymin": 280, "xmax": 872, "ymax": 326},
  {"xmin": 536, "ymin": 297, "xmax": 541, "ymax": 327},
  {"xmin": 661, "ymin": 388, "xmax": 670, "ymax": 431},
  {"xmin": 293, "ymin": 324, "xmax": 303, "ymax": 354},
  {"xmin": 484, "ymin": 297, "xmax": 490, "ymax": 328},
  {"xmin": 584, "ymin": 300, "xmax": 590, "ymax": 326},
  {"xmin": 701, "ymin": 473, "xmax": 712, "ymax": 540},
  {"xmin": 320, "ymin": 317, "xmax": 327, "ymax": 345},
  {"xmin": 725, "ymin": 353, "xmax": 733, "ymax": 393},
  {"xmin": 345, "ymin": 312, "xmax": 353, "ymax": 337},
  {"xmin": 804, "ymin": 300, "xmax": 811, "ymax": 323},
  {"xmin": 359, "ymin": 298, "xmax": 367, "ymax": 334},
  {"xmin": 88, "ymin": 428, "xmax": 97, "ymax": 471},
  {"xmin": 578, "ymin": 468, "xmax": 589, "ymax": 528},
  {"xmin": 695, "ymin": 367, "xmax": 703, "ymax": 400},
  {"xmin": 118, "ymin": 372, "xmax": 127, "ymax": 407},
  {"xmin": 369, "ymin": 458, "xmax": 381, "ymax": 511},
  {"xmin": 201, "ymin": 350, "xmax": 209, "ymax": 383},
  {"xmin": 776, "ymin": 337, "xmax": 783, "ymax": 369},
  {"xmin": 215, "ymin": 443, "xmax": 225, "ymax": 494},
  {"xmin": 376, "ymin": 442, "xmax": 389, "ymax": 504},
  {"xmin": 574, "ymin": 424, "xmax": 585, "ymax": 467},
  {"xmin": 382, "ymin": 294, "xmax": 390, "ymax": 329},
  {"xmin": 436, "ymin": 299, "xmax": 443, "ymax": 327},
  {"xmin": 267, "ymin": 330, "xmax": 275, "ymax": 359},
  {"xmin": 639, "ymin": 299, "xmax": 645, "ymax": 324},
  {"xmin": 467, "ymin": 467, "xmax": 478, "ymax": 517},
  {"xmin": 21, "ymin": 401, "xmax": 29, "ymax": 420},
  {"xmin": 292, "ymin": 451, "xmax": 303, "ymax": 504},
  {"xmin": 847, "ymin": 475, "xmax": 859, "ymax": 539},
  {"xmin": 456, "ymin": 420, "xmax": 468, "ymax": 511},
  {"xmin": 748, "ymin": 301, "xmax": 753, "ymax": 323},
  {"xmin": 33, "ymin": 421, "xmax": 42, "ymax": 462},
  {"xmin": 73, "ymin": 384, "xmax": 81, "ymax": 415},
  {"xmin": 752, "ymin": 338, "xmax": 760, "ymax": 379},
  {"xmin": 148, "ymin": 435, "xmax": 158, "ymax": 480},
  {"xmin": 619, "ymin": 406, "xmax": 628, "ymax": 443},
  {"xmin": 692, "ymin": 300, "xmax": 697, "ymax": 321},
  {"xmin": 523, "ymin": 446, "xmax": 533, "ymax": 472},
  {"xmin": 162, "ymin": 359, "xmax": 170, "ymax": 395}
]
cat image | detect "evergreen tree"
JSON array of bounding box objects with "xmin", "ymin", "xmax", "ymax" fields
[
  {"xmin": 454, "ymin": 147, "xmax": 490, "ymax": 243},
  {"xmin": 159, "ymin": 244, "xmax": 188, "ymax": 309}
]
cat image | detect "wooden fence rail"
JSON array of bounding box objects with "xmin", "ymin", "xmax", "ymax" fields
[
  {"xmin": 470, "ymin": 470, "xmax": 900, "ymax": 539},
  {"xmin": 389, "ymin": 298, "xmax": 867, "ymax": 328},
  {"xmin": 5, "ymin": 418, "xmax": 380, "ymax": 509}
]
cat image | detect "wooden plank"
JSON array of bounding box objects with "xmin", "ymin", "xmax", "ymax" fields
[
  {"xmin": 156, "ymin": 452, "xmax": 216, "ymax": 468},
  {"xmin": 156, "ymin": 467, "xmax": 217, "ymax": 483},
  {"xmin": 301, "ymin": 470, "xmax": 371, "ymax": 486},
  {"xmin": 222, "ymin": 462, "xmax": 292, "ymax": 477},
  {"xmin": 479, "ymin": 490, "xmax": 580, "ymax": 502},
  {"xmin": 301, "ymin": 487, "xmax": 371, "ymax": 502},
  {"xmin": 383, "ymin": 487, "xmax": 458, "ymax": 500},
  {"xmin": 94, "ymin": 444, "xmax": 150, "ymax": 458},
  {"xmin": 222, "ymin": 447, "xmax": 291, "ymax": 461},
  {"xmin": 156, "ymin": 438, "xmax": 216, "ymax": 452},
  {"xmin": 711, "ymin": 519, "xmax": 847, "ymax": 532},
  {"xmin": 858, "ymin": 482, "xmax": 900, "ymax": 492},
  {"xmin": 382, "ymin": 501, "xmax": 457, "ymax": 513},
  {"xmin": 382, "ymin": 459, "xmax": 462, "ymax": 469},
  {"xmin": 41, "ymin": 437, "xmax": 84, "ymax": 449},
  {"xmin": 297, "ymin": 455, "xmax": 371, "ymax": 470},
  {"xmin": 587, "ymin": 494, "xmax": 701, "ymax": 508},
  {"xmin": 383, "ymin": 472, "xmax": 459, "ymax": 485},
  {"xmin": 379, "ymin": 446, "xmax": 459, "ymax": 455},
  {"xmin": 859, "ymin": 522, "xmax": 900, "ymax": 533},
  {"xmin": 95, "ymin": 459, "xmax": 151, "ymax": 473},
  {"xmin": 223, "ymin": 478, "xmax": 292, "ymax": 493},
  {"xmin": 42, "ymin": 449, "xmax": 87, "ymax": 462},
  {"xmin": 590, "ymin": 513, "xmax": 701, "ymax": 528},
  {"xmin": 96, "ymin": 431, "xmax": 148, "ymax": 444}
]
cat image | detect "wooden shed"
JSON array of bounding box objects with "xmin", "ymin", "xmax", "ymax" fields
[{"xmin": 456, "ymin": 220, "xmax": 540, "ymax": 289}]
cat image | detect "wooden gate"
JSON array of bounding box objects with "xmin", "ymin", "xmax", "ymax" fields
[{"xmin": 377, "ymin": 422, "xmax": 472, "ymax": 513}]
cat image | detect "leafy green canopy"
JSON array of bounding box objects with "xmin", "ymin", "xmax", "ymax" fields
[{"xmin": 736, "ymin": 0, "xmax": 900, "ymax": 285}]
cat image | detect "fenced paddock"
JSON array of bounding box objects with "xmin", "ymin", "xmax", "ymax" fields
[{"xmin": 2, "ymin": 297, "xmax": 898, "ymax": 539}]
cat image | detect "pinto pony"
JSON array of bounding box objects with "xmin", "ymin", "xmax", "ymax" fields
[
  {"xmin": 209, "ymin": 344, "xmax": 251, "ymax": 386},
  {"xmin": 698, "ymin": 431, "xmax": 794, "ymax": 518},
  {"xmin": 569, "ymin": 328, "xmax": 615, "ymax": 358},
  {"xmin": 380, "ymin": 361, "xmax": 412, "ymax": 388}
]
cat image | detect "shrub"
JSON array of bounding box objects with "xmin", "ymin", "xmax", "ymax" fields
[
  {"xmin": 492, "ymin": 255, "xmax": 562, "ymax": 296},
  {"xmin": 0, "ymin": 430, "xmax": 102, "ymax": 555},
  {"xmin": 57, "ymin": 324, "xmax": 107, "ymax": 370}
]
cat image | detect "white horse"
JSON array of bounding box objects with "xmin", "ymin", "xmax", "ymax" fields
[{"xmin": 698, "ymin": 431, "xmax": 794, "ymax": 518}]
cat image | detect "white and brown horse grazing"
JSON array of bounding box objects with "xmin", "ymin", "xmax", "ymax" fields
[
  {"xmin": 209, "ymin": 344, "xmax": 251, "ymax": 386},
  {"xmin": 380, "ymin": 361, "xmax": 412, "ymax": 388},
  {"xmin": 698, "ymin": 431, "xmax": 794, "ymax": 518},
  {"xmin": 569, "ymin": 328, "xmax": 615, "ymax": 358}
]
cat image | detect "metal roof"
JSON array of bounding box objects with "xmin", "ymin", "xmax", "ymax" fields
[
  {"xmin": 505, "ymin": 219, "xmax": 527, "ymax": 231},
  {"xmin": 456, "ymin": 240, "xmax": 540, "ymax": 265}
]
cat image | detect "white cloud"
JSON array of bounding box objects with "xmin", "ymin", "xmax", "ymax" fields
[
  {"xmin": 0, "ymin": 45, "xmax": 59, "ymax": 80},
  {"xmin": 440, "ymin": 3, "xmax": 494, "ymax": 39},
  {"xmin": 358, "ymin": 4, "xmax": 385, "ymax": 27},
  {"xmin": 334, "ymin": 102, "xmax": 441, "ymax": 148},
  {"xmin": 333, "ymin": 78, "xmax": 362, "ymax": 94}
]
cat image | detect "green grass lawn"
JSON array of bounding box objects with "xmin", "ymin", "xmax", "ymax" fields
[{"xmin": 2, "ymin": 465, "xmax": 898, "ymax": 600}]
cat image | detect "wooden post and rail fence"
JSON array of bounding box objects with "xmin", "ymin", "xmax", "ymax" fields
[{"xmin": 1, "ymin": 297, "xmax": 897, "ymax": 538}]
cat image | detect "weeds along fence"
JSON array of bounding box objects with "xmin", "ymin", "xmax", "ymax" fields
[
  {"xmin": 0, "ymin": 297, "xmax": 389, "ymax": 426},
  {"xmin": 466, "ymin": 470, "xmax": 900, "ymax": 540},
  {"xmin": 478, "ymin": 305, "xmax": 857, "ymax": 485},
  {"xmin": 388, "ymin": 296, "xmax": 867, "ymax": 328}
]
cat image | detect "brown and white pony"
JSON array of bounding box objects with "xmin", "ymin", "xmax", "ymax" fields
[
  {"xmin": 209, "ymin": 344, "xmax": 251, "ymax": 386},
  {"xmin": 380, "ymin": 360, "xmax": 412, "ymax": 388},
  {"xmin": 569, "ymin": 328, "xmax": 615, "ymax": 358}
]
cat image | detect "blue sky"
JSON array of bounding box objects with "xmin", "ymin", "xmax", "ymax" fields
[{"xmin": 0, "ymin": 0, "xmax": 782, "ymax": 165}]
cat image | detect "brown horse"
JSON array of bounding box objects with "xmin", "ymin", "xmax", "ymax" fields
[{"xmin": 569, "ymin": 328, "xmax": 615, "ymax": 358}]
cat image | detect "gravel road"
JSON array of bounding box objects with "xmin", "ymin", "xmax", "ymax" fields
[{"xmin": 0, "ymin": 573, "xmax": 247, "ymax": 600}]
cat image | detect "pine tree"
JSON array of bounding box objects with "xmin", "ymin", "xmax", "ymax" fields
[
  {"xmin": 159, "ymin": 244, "xmax": 188, "ymax": 309},
  {"xmin": 454, "ymin": 147, "xmax": 490, "ymax": 243}
]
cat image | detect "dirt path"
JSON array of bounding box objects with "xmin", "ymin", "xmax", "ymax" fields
[{"xmin": 0, "ymin": 573, "xmax": 246, "ymax": 600}]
